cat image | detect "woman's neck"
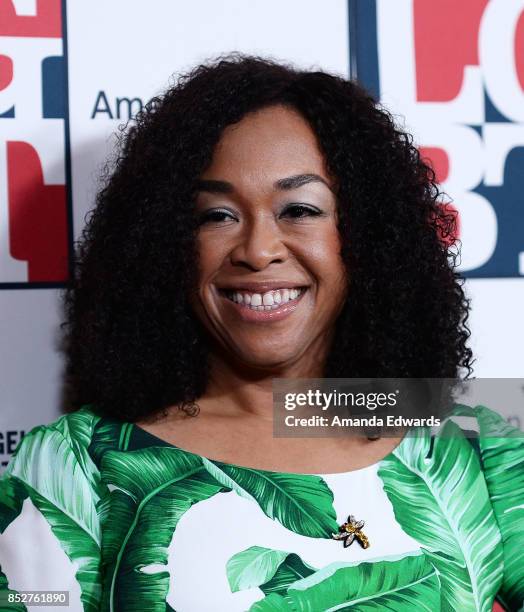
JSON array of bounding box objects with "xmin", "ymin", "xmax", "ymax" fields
[{"xmin": 199, "ymin": 348, "xmax": 327, "ymax": 420}]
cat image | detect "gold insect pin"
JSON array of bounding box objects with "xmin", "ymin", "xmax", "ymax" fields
[{"xmin": 332, "ymin": 515, "xmax": 370, "ymax": 549}]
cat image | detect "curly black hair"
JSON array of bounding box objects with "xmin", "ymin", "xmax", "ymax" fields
[{"xmin": 61, "ymin": 53, "xmax": 473, "ymax": 422}]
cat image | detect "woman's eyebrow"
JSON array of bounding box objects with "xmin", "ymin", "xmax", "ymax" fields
[
  {"xmin": 195, "ymin": 174, "xmax": 330, "ymax": 194},
  {"xmin": 195, "ymin": 179, "xmax": 233, "ymax": 193},
  {"xmin": 274, "ymin": 173, "xmax": 330, "ymax": 190}
]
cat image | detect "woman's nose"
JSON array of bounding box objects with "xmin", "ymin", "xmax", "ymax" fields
[{"xmin": 229, "ymin": 216, "xmax": 288, "ymax": 271}]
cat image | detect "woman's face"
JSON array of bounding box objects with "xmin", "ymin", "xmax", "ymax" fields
[{"xmin": 191, "ymin": 104, "xmax": 348, "ymax": 372}]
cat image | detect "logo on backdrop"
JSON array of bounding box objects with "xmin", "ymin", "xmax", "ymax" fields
[
  {"xmin": 0, "ymin": 0, "xmax": 69, "ymax": 285},
  {"xmin": 352, "ymin": 0, "xmax": 524, "ymax": 277},
  {"xmin": 0, "ymin": 428, "xmax": 25, "ymax": 468}
]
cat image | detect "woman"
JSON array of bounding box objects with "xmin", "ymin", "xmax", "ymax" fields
[{"xmin": 0, "ymin": 55, "xmax": 522, "ymax": 611}]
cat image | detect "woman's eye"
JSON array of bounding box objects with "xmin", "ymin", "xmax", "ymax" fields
[
  {"xmin": 280, "ymin": 204, "xmax": 323, "ymax": 219},
  {"xmin": 198, "ymin": 209, "xmax": 237, "ymax": 225}
]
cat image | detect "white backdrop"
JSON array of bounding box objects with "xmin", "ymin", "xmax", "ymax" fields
[{"xmin": 1, "ymin": 0, "xmax": 522, "ymax": 470}]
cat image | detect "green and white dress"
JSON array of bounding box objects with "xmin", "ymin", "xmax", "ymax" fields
[{"xmin": 0, "ymin": 404, "xmax": 523, "ymax": 611}]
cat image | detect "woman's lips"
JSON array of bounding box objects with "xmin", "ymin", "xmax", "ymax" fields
[{"xmin": 218, "ymin": 286, "xmax": 308, "ymax": 322}]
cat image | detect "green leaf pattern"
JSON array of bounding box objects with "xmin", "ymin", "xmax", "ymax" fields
[
  {"xmin": 0, "ymin": 405, "xmax": 523, "ymax": 611},
  {"xmin": 378, "ymin": 419, "xmax": 505, "ymax": 611},
  {"xmin": 0, "ymin": 410, "xmax": 104, "ymax": 612},
  {"xmin": 202, "ymin": 457, "xmax": 339, "ymax": 537}
]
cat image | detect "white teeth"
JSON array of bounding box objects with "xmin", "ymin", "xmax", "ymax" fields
[
  {"xmin": 224, "ymin": 287, "xmax": 304, "ymax": 310},
  {"xmin": 262, "ymin": 292, "xmax": 274, "ymax": 306}
]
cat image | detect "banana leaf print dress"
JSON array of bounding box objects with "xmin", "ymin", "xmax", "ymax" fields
[{"xmin": 0, "ymin": 404, "xmax": 523, "ymax": 612}]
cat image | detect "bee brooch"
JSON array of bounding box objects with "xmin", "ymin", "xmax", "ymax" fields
[{"xmin": 332, "ymin": 515, "xmax": 370, "ymax": 549}]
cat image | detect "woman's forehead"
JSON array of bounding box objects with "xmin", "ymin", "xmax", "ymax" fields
[{"xmin": 202, "ymin": 105, "xmax": 330, "ymax": 186}]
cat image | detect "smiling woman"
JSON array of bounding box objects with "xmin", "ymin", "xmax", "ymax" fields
[{"xmin": 0, "ymin": 55, "xmax": 523, "ymax": 612}]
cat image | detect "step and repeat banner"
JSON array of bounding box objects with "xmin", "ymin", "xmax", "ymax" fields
[{"xmin": 1, "ymin": 0, "xmax": 523, "ymax": 468}]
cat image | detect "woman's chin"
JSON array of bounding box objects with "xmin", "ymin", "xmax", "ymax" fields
[{"xmin": 230, "ymin": 345, "xmax": 306, "ymax": 373}]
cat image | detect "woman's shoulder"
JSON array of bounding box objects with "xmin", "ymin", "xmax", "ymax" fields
[
  {"xmin": 440, "ymin": 402, "xmax": 524, "ymax": 489},
  {"xmin": 0, "ymin": 406, "xmax": 108, "ymax": 611},
  {"xmin": 0, "ymin": 405, "xmax": 107, "ymax": 516},
  {"xmin": 428, "ymin": 402, "xmax": 524, "ymax": 473},
  {"xmin": 438, "ymin": 403, "xmax": 524, "ymax": 470},
  {"xmin": 381, "ymin": 402, "xmax": 524, "ymax": 499},
  {"xmin": 3, "ymin": 406, "xmax": 102, "ymax": 474},
  {"xmin": 442, "ymin": 403, "xmax": 523, "ymax": 439}
]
